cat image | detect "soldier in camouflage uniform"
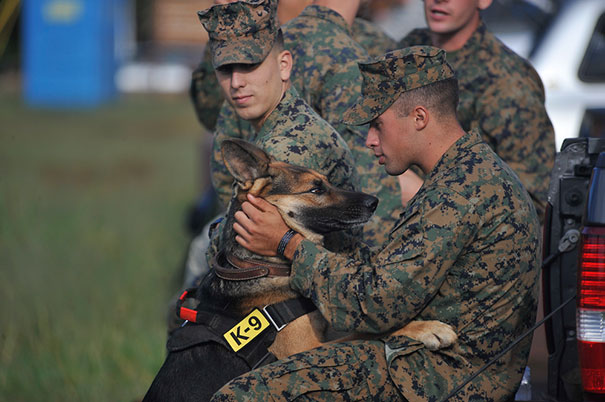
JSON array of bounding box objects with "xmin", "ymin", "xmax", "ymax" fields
[
  {"xmin": 190, "ymin": 1, "xmax": 396, "ymax": 133},
  {"xmin": 190, "ymin": 45, "xmax": 223, "ymax": 132},
  {"xmin": 197, "ymin": 0, "xmax": 362, "ymax": 258},
  {"xmin": 198, "ymin": 0, "xmax": 358, "ymax": 198},
  {"xmin": 190, "ymin": 0, "xmax": 312, "ymax": 132},
  {"xmin": 209, "ymin": 0, "xmax": 402, "ymax": 248},
  {"xmin": 215, "ymin": 46, "xmax": 541, "ymax": 401},
  {"xmin": 351, "ymin": 14, "xmax": 397, "ymax": 58},
  {"xmin": 398, "ymin": 0, "xmax": 555, "ymax": 222}
]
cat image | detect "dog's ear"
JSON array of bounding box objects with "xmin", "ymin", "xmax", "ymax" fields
[{"xmin": 221, "ymin": 139, "xmax": 272, "ymax": 184}]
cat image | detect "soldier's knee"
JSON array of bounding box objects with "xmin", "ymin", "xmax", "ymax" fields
[
  {"xmin": 210, "ymin": 373, "xmax": 273, "ymax": 402},
  {"xmin": 210, "ymin": 383, "xmax": 243, "ymax": 402},
  {"xmin": 209, "ymin": 388, "xmax": 235, "ymax": 402}
]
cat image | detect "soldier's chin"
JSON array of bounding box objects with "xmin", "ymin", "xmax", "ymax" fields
[
  {"xmin": 231, "ymin": 107, "xmax": 260, "ymax": 123},
  {"xmin": 384, "ymin": 164, "xmax": 401, "ymax": 176}
]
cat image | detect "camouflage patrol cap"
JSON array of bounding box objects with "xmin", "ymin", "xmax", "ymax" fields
[
  {"xmin": 343, "ymin": 46, "xmax": 456, "ymax": 126},
  {"xmin": 198, "ymin": 0, "xmax": 279, "ymax": 69}
]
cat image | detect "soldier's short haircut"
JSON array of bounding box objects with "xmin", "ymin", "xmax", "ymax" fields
[
  {"xmin": 273, "ymin": 28, "xmax": 285, "ymax": 53},
  {"xmin": 393, "ymin": 77, "xmax": 459, "ymax": 119}
]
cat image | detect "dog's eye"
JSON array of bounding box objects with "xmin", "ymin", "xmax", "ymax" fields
[{"xmin": 309, "ymin": 187, "xmax": 325, "ymax": 195}]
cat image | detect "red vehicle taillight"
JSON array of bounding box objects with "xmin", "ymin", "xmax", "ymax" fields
[{"xmin": 577, "ymin": 226, "xmax": 605, "ymax": 394}]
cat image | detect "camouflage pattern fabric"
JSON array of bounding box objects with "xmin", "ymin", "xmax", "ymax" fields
[
  {"xmin": 399, "ymin": 23, "xmax": 555, "ymax": 222},
  {"xmin": 210, "ymin": 103, "xmax": 255, "ymax": 207},
  {"xmin": 211, "ymin": 340, "xmax": 403, "ymax": 401},
  {"xmin": 189, "ymin": 15, "xmax": 398, "ymax": 133},
  {"xmin": 198, "ymin": 0, "xmax": 279, "ymax": 69},
  {"xmin": 190, "ymin": 44, "xmax": 223, "ymax": 131},
  {"xmin": 211, "ymin": 130, "xmax": 541, "ymax": 401},
  {"xmin": 351, "ymin": 17, "xmax": 397, "ymax": 58},
  {"xmin": 283, "ymin": 6, "xmax": 369, "ymax": 140},
  {"xmin": 343, "ymin": 46, "xmax": 456, "ymax": 126},
  {"xmin": 210, "ymin": 5, "xmax": 403, "ymax": 247}
]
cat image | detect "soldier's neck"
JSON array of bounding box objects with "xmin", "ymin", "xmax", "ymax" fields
[{"xmin": 251, "ymin": 82, "xmax": 290, "ymax": 132}]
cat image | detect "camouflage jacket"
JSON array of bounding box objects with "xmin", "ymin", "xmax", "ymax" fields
[
  {"xmin": 284, "ymin": 5, "xmax": 367, "ymax": 139},
  {"xmin": 289, "ymin": 130, "xmax": 541, "ymax": 401},
  {"xmin": 210, "ymin": 103, "xmax": 253, "ymax": 207},
  {"xmin": 190, "ymin": 44, "xmax": 222, "ymax": 132},
  {"xmin": 399, "ymin": 23, "xmax": 555, "ymax": 222},
  {"xmin": 351, "ymin": 17, "xmax": 397, "ymax": 58}
]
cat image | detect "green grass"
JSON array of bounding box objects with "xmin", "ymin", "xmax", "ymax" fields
[{"xmin": 0, "ymin": 90, "xmax": 204, "ymax": 401}]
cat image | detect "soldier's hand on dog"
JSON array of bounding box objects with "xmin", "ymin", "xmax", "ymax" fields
[{"xmin": 234, "ymin": 194, "xmax": 303, "ymax": 259}]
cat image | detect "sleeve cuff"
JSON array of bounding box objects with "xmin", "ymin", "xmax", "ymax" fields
[{"xmin": 289, "ymin": 238, "xmax": 323, "ymax": 295}]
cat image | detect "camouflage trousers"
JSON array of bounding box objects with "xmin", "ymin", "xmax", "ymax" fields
[{"xmin": 210, "ymin": 340, "xmax": 404, "ymax": 401}]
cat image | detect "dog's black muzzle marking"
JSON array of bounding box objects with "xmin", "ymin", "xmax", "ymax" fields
[{"xmin": 298, "ymin": 194, "xmax": 379, "ymax": 234}]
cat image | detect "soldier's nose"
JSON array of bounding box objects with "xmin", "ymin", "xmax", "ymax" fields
[
  {"xmin": 231, "ymin": 71, "xmax": 245, "ymax": 88},
  {"xmin": 366, "ymin": 128, "xmax": 378, "ymax": 149}
]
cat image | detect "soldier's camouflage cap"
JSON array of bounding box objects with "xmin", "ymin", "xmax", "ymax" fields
[
  {"xmin": 198, "ymin": 0, "xmax": 279, "ymax": 69},
  {"xmin": 343, "ymin": 46, "xmax": 456, "ymax": 126}
]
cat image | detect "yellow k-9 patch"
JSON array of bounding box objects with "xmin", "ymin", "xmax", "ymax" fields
[{"xmin": 224, "ymin": 309, "xmax": 271, "ymax": 352}]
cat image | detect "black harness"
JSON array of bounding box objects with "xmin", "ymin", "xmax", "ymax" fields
[{"xmin": 171, "ymin": 286, "xmax": 317, "ymax": 370}]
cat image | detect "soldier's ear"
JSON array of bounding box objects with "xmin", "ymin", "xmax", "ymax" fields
[
  {"xmin": 278, "ymin": 50, "xmax": 292, "ymax": 82},
  {"xmin": 412, "ymin": 106, "xmax": 429, "ymax": 131}
]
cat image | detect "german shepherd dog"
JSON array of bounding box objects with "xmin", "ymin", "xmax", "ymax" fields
[{"xmin": 143, "ymin": 139, "xmax": 456, "ymax": 401}]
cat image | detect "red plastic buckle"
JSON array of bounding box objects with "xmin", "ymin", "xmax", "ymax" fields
[{"xmin": 177, "ymin": 288, "xmax": 198, "ymax": 323}]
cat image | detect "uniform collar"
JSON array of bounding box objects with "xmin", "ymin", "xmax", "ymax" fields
[
  {"xmin": 425, "ymin": 128, "xmax": 484, "ymax": 185},
  {"xmin": 390, "ymin": 129, "xmax": 483, "ymax": 235},
  {"xmin": 256, "ymin": 86, "xmax": 300, "ymax": 138},
  {"xmin": 298, "ymin": 5, "xmax": 351, "ymax": 35},
  {"xmin": 445, "ymin": 21, "xmax": 487, "ymax": 61}
]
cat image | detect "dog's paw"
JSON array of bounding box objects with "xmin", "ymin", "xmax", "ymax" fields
[{"xmin": 392, "ymin": 320, "xmax": 457, "ymax": 351}]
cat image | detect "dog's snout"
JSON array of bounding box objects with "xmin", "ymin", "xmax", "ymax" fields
[{"xmin": 364, "ymin": 195, "xmax": 379, "ymax": 212}]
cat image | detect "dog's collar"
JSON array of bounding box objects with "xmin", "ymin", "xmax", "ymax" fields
[{"xmin": 212, "ymin": 251, "xmax": 291, "ymax": 281}]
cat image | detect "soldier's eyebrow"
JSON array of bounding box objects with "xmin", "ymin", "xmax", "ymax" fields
[{"xmin": 369, "ymin": 117, "xmax": 382, "ymax": 128}]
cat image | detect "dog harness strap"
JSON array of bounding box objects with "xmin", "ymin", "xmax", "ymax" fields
[
  {"xmin": 236, "ymin": 332, "xmax": 279, "ymax": 369},
  {"xmin": 168, "ymin": 314, "xmax": 279, "ymax": 369},
  {"xmin": 262, "ymin": 298, "xmax": 317, "ymax": 331},
  {"xmin": 173, "ymin": 294, "xmax": 317, "ymax": 370},
  {"xmin": 176, "ymin": 288, "xmax": 235, "ymax": 331}
]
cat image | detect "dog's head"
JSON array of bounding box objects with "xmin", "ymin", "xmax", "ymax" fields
[{"xmin": 222, "ymin": 139, "xmax": 378, "ymax": 243}]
